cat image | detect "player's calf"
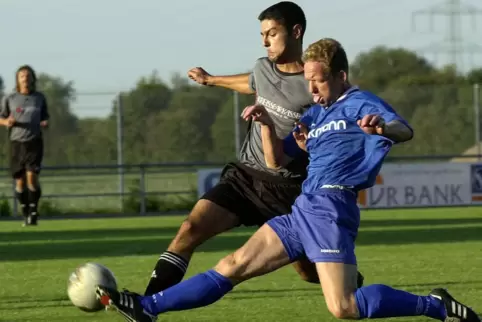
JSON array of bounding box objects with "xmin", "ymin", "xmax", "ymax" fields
[
  {"xmin": 144, "ymin": 199, "xmax": 240, "ymax": 296},
  {"xmin": 25, "ymin": 172, "xmax": 41, "ymax": 225},
  {"xmin": 26, "ymin": 186, "xmax": 41, "ymax": 225}
]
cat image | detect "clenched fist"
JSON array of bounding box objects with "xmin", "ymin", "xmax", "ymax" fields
[{"xmin": 187, "ymin": 67, "xmax": 211, "ymax": 86}]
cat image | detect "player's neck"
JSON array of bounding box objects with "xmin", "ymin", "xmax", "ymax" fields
[
  {"xmin": 275, "ymin": 60, "xmax": 304, "ymax": 74},
  {"xmin": 275, "ymin": 46, "xmax": 303, "ymax": 74},
  {"xmin": 18, "ymin": 87, "xmax": 31, "ymax": 94}
]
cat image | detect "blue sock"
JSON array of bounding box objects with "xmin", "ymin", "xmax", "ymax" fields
[
  {"xmin": 355, "ymin": 284, "xmax": 447, "ymax": 320},
  {"xmin": 140, "ymin": 270, "xmax": 233, "ymax": 315}
]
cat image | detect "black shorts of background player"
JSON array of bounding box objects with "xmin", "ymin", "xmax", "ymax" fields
[
  {"xmin": 143, "ymin": 2, "xmax": 364, "ymax": 296},
  {"xmin": 0, "ymin": 65, "xmax": 49, "ymax": 226}
]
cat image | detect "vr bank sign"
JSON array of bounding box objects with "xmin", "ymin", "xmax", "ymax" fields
[
  {"xmin": 198, "ymin": 162, "xmax": 479, "ymax": 209},
  {"xmin": 357, "ymin": 162, "xmax": 471, "ymax": 208}
]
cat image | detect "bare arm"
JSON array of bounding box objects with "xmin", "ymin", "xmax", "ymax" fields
[
  {"xmin": 381, "ymin": 120, "xmax": 413, "ymax": 143},
  {"xmin": 0, "ymin": 96, "xmax": 12, "ymax": 127},
  {"xmin": 188, "ymin": 67, "xmax": 255, "ymax": 94},
  {"xmin": 206, "ymin": 73, "xmax": 254, "ymax": 94},
  {"xmin": 260, "ymin": 123, "xmax": 285, "ymax": 170}
]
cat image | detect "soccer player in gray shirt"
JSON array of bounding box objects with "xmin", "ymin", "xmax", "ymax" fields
[
  {"xmin": 0, "ymin": 65, "xmax": 49, "ymax": 226},
  {"xmin": 143, "ymin": 1, "xmax": 364, "ymax": 296}
]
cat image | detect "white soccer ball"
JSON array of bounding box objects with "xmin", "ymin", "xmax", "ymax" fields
[{"xmin": 67, "ymin": 262, "xmax": 118, "ymax": 312}]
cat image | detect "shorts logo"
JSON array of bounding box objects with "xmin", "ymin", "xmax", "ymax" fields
[{"xmin": 320, "ymin": 249, "xmax": 340, "ymax": 254}]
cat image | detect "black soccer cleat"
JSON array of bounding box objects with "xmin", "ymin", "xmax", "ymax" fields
[
  {"xmin": 96, "ymin": 285, "xmax": 157, "ymax": 322},
  {"xmin": 21, "ymin": 204, "xmax": 30, "ymax": 227},
  {"xmin": 429, "ymin": 288, "xmax": 480, "ymax": 322},
  {"xmin": 29, "ymin": 212, "xmax": 38, "ymax": 226},
  {"xmin": 356, "ymin": 271, "xmax": 364, "ymax": 288}
]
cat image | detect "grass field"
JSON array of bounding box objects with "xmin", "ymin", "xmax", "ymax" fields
[{"xmin": 1, "ymin": 207, "xmax": 481, "ymax": 322}]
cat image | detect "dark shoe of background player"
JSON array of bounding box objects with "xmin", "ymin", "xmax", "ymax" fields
[
  {"xmin": 429, "ymin": 288, "xmax": 480, "ymax": 322},
  {"xmin": 96, "ymin": 286, "xmax": 156, "ymax": 322},
  {"xmin": 21, "ymin": 204, "xmax": 30, "ymax": 227},
  {"xmin": 29, "ymin": 211, "xmax": 38, "ymax": 226}
]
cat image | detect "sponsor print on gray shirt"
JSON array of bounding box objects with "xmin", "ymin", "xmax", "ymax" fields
[
  {"xmin": 0, "ymin": 91, "xmax": 49, "ymax": 142},
  {"xmin": 239, "ymin": 57, "xmax": 314, "ymax": 179}
]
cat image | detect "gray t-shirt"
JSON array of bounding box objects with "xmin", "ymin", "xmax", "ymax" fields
[
  {"xmin": 239, "ymin": 57, "xmax": 314, "ymax": 179},
  {"xmin": 0, "ymin": 91, "xmax": 49, "ymax": 142}
]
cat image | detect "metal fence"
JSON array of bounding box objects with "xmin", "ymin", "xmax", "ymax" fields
[{"xmin": 0, "ymin": 83, "xmax": 481, "ymax": 216}]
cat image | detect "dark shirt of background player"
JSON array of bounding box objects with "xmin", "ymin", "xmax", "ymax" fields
[{"xmin": 0, "ymin": 65, "xmax": 49, "ymax": 226}]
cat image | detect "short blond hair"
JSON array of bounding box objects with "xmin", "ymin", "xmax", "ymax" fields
[{"xmin": 302, "ymin": 38, "xmax": 349, "ymax": 76}]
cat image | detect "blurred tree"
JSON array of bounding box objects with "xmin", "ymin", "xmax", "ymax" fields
[{"xmin": 36, "ymin": 73, "xmax": 78, "ymax": 165}]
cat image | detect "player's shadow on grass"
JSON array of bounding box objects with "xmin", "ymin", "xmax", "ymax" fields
[
  {"xmin": 228, "ymin": 280, "xmax": 482, "ymax": 300},
  {"xmin": 0, "ymin": 226, "xmax": 184, "ymax": 243},
  {"xmin": 1, "ymin": 224, "xmax": 481, "ymax": 261},
  {"xmin": 360, "ymin": 217, "xmax": 482, "ymax": 228}
]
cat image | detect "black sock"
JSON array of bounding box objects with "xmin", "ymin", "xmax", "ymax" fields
[
  {"xmin": 27, "ymin": 188, "xmax": 41, "ymax": 215},
  {"xmin": 15, "ymin": 189, "xmax": 29, "ymax": 216},
  {"xmin": 144, "ymin": 251, "xmax": 189, "ymax": 296}
]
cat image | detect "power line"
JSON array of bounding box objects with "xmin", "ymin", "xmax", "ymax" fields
[{"xmin": 411, "ymin": 0, "xmax": 482, "ymax": 70}]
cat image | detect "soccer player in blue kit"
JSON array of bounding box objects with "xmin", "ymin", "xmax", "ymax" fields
[{"xmin": 96, "ymin": 38, "xmax": 480, "ymax": 322}]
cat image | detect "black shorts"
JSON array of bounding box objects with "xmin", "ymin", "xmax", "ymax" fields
[
  {"xmin": 201, "ymin": 162, "xmax": 305, "ymax": 227},
  {"xmin": 10, "ymin": 137, "xmax": 44, "ymax": 179}
]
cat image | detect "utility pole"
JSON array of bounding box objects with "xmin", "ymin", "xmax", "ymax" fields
[{"xmin": 412, "ymin": 0, "xmax": 482, "ymax": 70}]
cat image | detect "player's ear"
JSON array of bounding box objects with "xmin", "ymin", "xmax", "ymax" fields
[
  {"xmin": 339, "ymin": 70, "xmax": 348, "ymax": 83},
  {"xmin": 292, "ymin": 24, "xmax": 302, "ymax": 40}
]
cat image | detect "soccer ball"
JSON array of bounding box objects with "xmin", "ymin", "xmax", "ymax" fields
[{"xmin": 67, "ymin": 262, "xmax": 117, "ymax": 312}]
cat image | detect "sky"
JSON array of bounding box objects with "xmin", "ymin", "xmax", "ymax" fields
[{"xmin": 1, "ymin": 0, "xmax": 481, "ymax": 118}]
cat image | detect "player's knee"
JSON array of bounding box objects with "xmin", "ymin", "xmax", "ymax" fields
[
  {"xmin": 170, "ymin": 219, "xmax": 202, "ymax": 252},
  {"xmin": 214, "ymin": 251, "xmax": 249, "ymax": 283},
  {"xmin": 26, "ymin": 172, "xmax": 39, "ymax": 190},
  {"xmin": 325, "ymin": 295, "xmax": 358, "ymax": 320},
  {"xmin": 15, "ymin": 179, "xmax": 25, "ymax": 191}
]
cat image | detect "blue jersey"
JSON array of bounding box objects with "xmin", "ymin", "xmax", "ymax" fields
[{"xmin": 283, "ymin": 87, "xmax": 411, "ymax": 194}]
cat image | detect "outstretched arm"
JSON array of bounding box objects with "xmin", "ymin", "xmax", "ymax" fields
[
  {"xmin": 207, "ymin": 73, "xmax": 254, "ymax": 94},
  {"xmin": 187, "ymin": 68, "xmax": 254, "ymax": 94}
]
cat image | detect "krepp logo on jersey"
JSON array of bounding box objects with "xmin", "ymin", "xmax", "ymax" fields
[{"xmin": 308, "ymin": 120, "xmax": 347, "ymax": 138}]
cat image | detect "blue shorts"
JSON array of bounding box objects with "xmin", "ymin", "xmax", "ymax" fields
[{"xmin": 267, "ymin": 188, "xmax": 360, "ymax": 264}]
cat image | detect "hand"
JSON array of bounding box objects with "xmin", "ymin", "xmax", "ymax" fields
[
  {"xmin": 40, "ymin": 120, "xmax": 48, "ymax": 128},
  {"xmin": 357, "ymin": 114, "xmax": 385, "ymax": 135},
  {"xmin": 293, "ymin": 122, "xmax": 309, "ymax": 151},
  {"xmin": 241, "ymin": 105, "xmax": 274, "ymax": 127},
  {"xmin": 6, "ymin": 115, "xmax": 15, "ymax": 128},
  {"xmin": 187, "ymin": 67, "xmax": 211, "ymax": 86}
]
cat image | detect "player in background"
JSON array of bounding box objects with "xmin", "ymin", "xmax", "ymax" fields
[
  {"xmin": 0, "ymin": 65, "xmax": 49, "ymax": 227},
  {"xmin": 143, "ymin": 1, "xmax": 364, "ymax": 296},
  {"xmin": 97, "ymin": 38, "xmax": 480, "ymax": 322}
]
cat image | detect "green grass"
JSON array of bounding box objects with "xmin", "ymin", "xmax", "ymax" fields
[{"xmin": 0, "ymin": 207, "xmax": 481, "ymax": 322}]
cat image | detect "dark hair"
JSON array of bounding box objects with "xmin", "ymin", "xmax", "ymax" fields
[
  {"xmin": 258, "ymin": 1, "xmax": 307, "ymax": 39},
  {"xmin": 15, "ymin": 64, "xmax": 37, "ymax": 93}
]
